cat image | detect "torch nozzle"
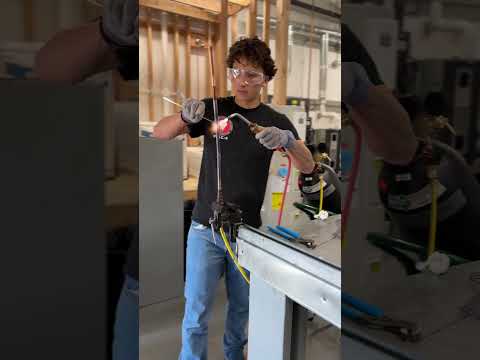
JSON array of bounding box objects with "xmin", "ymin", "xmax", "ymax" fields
[{"xmin": 225, "ymin": 113, "xmax": 264, "ymax": 134}]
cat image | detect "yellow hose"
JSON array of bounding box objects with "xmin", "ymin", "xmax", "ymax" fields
[
  {"xmin": 220, "ymin": 227, "xmax": 250, "ymax": 285},
  {"xmin": 318, "ymin": 175, "xmax": 324, "ymax": 215},
  {"xmin": 428, "ymin": 178, "xmax": 438, "ymax": 256}
]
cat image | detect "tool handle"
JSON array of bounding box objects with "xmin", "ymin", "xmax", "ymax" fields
[
  {"xmin": 276, "ymin": 225, "xmax": 300, "ymax": 239},
  {"xmin": 267, "ymin": 226, "xmax": 294, "ymax": 240},
  {"xmin": 342, "ymin": 293, "xmax": 384, "ymax": 318},
  {"xmin": 341, "ymin": 305, "xmax": 363, "ymax": 320},
  {"xmin": 249, "ymin": 123, "xmax": 264, "ymax": 134},
  {"xmin": 293, "ymin": 203, "xmax": 316, "ymax": 220}
]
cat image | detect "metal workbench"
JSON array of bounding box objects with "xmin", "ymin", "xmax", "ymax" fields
[
  {"xmin": 342, "ymin": 260, "xmax": 480, "ymax": 359},
  {"xmin": 237, "ymin": 215, "xmax": 342, "ymax": 360}
]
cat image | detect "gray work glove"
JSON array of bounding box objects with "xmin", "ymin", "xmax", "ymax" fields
[
  {"xmin": 101, "ymin": 0, "xmax": 139, "ymax": 47},
  {"xmin": 256, "ymin": 127, "xmax": 295, "ymax": 150},
  {"xmin": 181, "ymin": 98, "xmax": 205, "ymax": 124},
  {"xmin": 342, "ymin": 62, "xmax": 373, "ymax": 107}
]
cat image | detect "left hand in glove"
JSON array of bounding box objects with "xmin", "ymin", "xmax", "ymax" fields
[{"xmin": 255, "ymin": 126, "xmax": 295, "ymax": 150}]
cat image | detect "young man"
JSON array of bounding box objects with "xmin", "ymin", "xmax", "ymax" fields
[
  {"xmin": 35, "ymin": 1, "xmax": 139, "ymax": 360},
  {"xmin": 153, "ymin": 37, "xmax": 315, "ymax": 360}
]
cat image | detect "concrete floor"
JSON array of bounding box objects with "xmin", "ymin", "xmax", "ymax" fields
[{"xmin": 140, "ymin": 284, "xmax": 340, "ymax": 360}]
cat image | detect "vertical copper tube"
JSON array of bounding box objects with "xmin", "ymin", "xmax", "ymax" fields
[{"xmin": 208, "ymin": 46, "xmax": 222, "ymax": 198}]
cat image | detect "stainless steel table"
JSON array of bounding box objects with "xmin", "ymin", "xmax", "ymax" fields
[
  {"xmin": 237, "ymin": 215, "xmax": 342, "ymax": 360},
  {"xmin": 342, "ymin": 260, "xmax": 480, "ymax": 359}
]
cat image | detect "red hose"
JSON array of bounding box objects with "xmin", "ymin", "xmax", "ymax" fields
[
  {"xmin": 341, "ymin": 121, "xmax": 362, "ymax": 244},
  {"xmin": 277, "ymin": 152, "xmax": 292, "ymax": 226}
]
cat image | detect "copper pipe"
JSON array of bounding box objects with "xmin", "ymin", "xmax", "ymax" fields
[{"xmin": 208, "ymin": 46, "xmax": 223, "ymax": 198}]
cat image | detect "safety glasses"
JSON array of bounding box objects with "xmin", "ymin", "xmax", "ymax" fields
[{"xmin": 227, "ymin": 67, "xmax": 267, "ymax": 85}]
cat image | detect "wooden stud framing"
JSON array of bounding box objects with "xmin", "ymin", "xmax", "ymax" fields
[
  {"xmin": 173, "ymin": 15, "xmax": 180, "ymax": 103},
  {"xmin": 261, "ymin": 0, "xmax": 270, "ymax": 102},
  {"xmin": 273, "ymin": 0, "xmax": 289, "ymax": 105},
  {"xmin": 262, "ymin": 0, "xmax": 270, "ymax": 43},
  {"xmin": 206, "ymin": 22, "xmax": 214, "ymax": 98},
  {"xmin": 160, "ymin": 12, "xmax": 169, "ymax": 115},
  {"xmin": 215, "ymin": 0, "xmax": 228, "ymax": 97},
  {"xmin": 231, "ymin": 14, "xmax": 238, "ymax": 45},
  {"xmin": 247, "ymin": 0, "xmax": 257, "ymax": 38},
  {"xmin": 185, "ymin": 18, "xmax": 192, "ymax": 98},
  {"xmin": 139, "ymin": 0, "xmax": 219, "ymax": 23},
  {"xmin": 140, "ymin": 18, "xmax": 205, "ymax": 39},
  {"xmin": 164, "ymin": 0, "xmax": 243, "ymax": 16}
]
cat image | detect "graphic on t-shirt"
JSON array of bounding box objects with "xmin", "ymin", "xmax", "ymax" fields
[{"xmin": 209, "ymin": 116, "xmax": 233, "ymax": 139}]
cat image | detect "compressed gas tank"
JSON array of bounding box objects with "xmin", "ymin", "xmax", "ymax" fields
[
  {"xmin": 378, "ymin": 144, "xmax": 480, "ymax": 260},
  {"xmin": 298, "ymin": 163, "xmax": 341, "ymax": 214}
]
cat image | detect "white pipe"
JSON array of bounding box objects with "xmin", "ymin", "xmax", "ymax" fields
[{"xmin": 319, "ymin": 33, "xmax": 328, "ymax": 115}]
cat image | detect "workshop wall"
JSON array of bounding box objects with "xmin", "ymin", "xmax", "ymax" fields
[
  {"xmin": 229, "ymin": 1, "xmax": 341, "ymax": 103},
  {"xmin": 139, "ymin": 16, "xmax": 192, "ymax": 123},
  {"xmin": 139, "ymin": 3, "xmax": 341, "ymax": 122}
]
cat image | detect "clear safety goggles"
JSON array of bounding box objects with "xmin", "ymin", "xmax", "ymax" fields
[{"xmin": 227, "ymin": 68, "xmax": 267, "ymax": 85}]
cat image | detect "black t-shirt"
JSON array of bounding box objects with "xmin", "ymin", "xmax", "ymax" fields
[
  {"xmin": 341, "ymin": 23, "xmax": 384, "ymax": 86},
  {"xmin": 190, "ymin": 96, "xmax": 300, "ymax": 228},
  {"xmin": 115, "ymin": 45, "xmax": 139, "ymax": 281}
]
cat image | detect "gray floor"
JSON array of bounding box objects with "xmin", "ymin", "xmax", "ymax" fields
[{"xmin": 140, "ymin": 284, "xmax": 340, "ymax": 360}]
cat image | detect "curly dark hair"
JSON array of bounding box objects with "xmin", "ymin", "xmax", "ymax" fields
[{"xmin": 226, "ymin": 36, "xmax": 277, "ymax": 81}]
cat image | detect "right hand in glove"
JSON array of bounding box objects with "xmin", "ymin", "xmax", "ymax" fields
[
  {"xmin": 181, "ymin": 98, "xmax": 205, "ymax": 124},
  {"xmin": 101, "ymin": 0, "xmax": 139, "ymax": 48}
]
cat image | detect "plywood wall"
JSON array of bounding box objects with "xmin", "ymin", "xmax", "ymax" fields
[
  {"xmin": 139, "ymin": 5, "xmax": 341, "ymax": 122},
  {"xmin": 139, "ymin": 14, "xmax": 213, "ymax": 123}
]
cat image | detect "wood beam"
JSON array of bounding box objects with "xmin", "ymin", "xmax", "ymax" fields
[
  {"xmin": 262, "ymin": 0, "xmax": 270, "ymax": 43},
  {"xmin": 273, "ymin": 0, "xmax": 289, "ymax": 105},
  {"xmin": 228, "ymin": 4, "xmax": 244, "ymax": 16},
  {"xmin": 165, "ymin": 0, "xmax": 243, "ymax": 15},
  {"xmin": 160, "ymin": 12, "xmax": 169, "ymax": 116},
  {"xmin": 261, "ymin": 0, "xmax": 270, "ymax": 102},
  {"xmin": 185, "ymin": 18, "xmax": 192, "ymax": 98},
  {"xmin": 173, "ymin": 0, "xmax": 220, "ymax": 13},
  {"xmin": 206, "ymin": 22, "xmax": 213, "ymax": 98},
  {"xmin": 140, "ymin": 17, "xmax": 205, "ymax": 38},
  {"xmin": 139, "ymin": 0, "xmax": 219, "ymax": 23},
  {"xmin": 247, "ymin": 0, "xmax": 257, "ymax": 37},
  {"xmin": 146, "ymin": 10, "xmax": 155, "ymax": 121},
  {"xmin": 230, "ymin": 0, "xmax": 250, "ymax": 6},
  {"xmin": 140, "ymin": 0, "xmax": 246, "ymax": 19},
  {"xmin": 231, "ymin": 14, "xmax": 238, "ymax": 45},
  {"xmin": 215, "ymin": 0, "xmax": 228, "ymax": 97}
]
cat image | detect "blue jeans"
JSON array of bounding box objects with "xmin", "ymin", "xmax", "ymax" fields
[
  {"xmin": 179, "ymin": 221, "xmax": 250, "ymax": 360},
  {"xmin": 112, "ymin": 275, "xmax": 139, "ymax": 360}
]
